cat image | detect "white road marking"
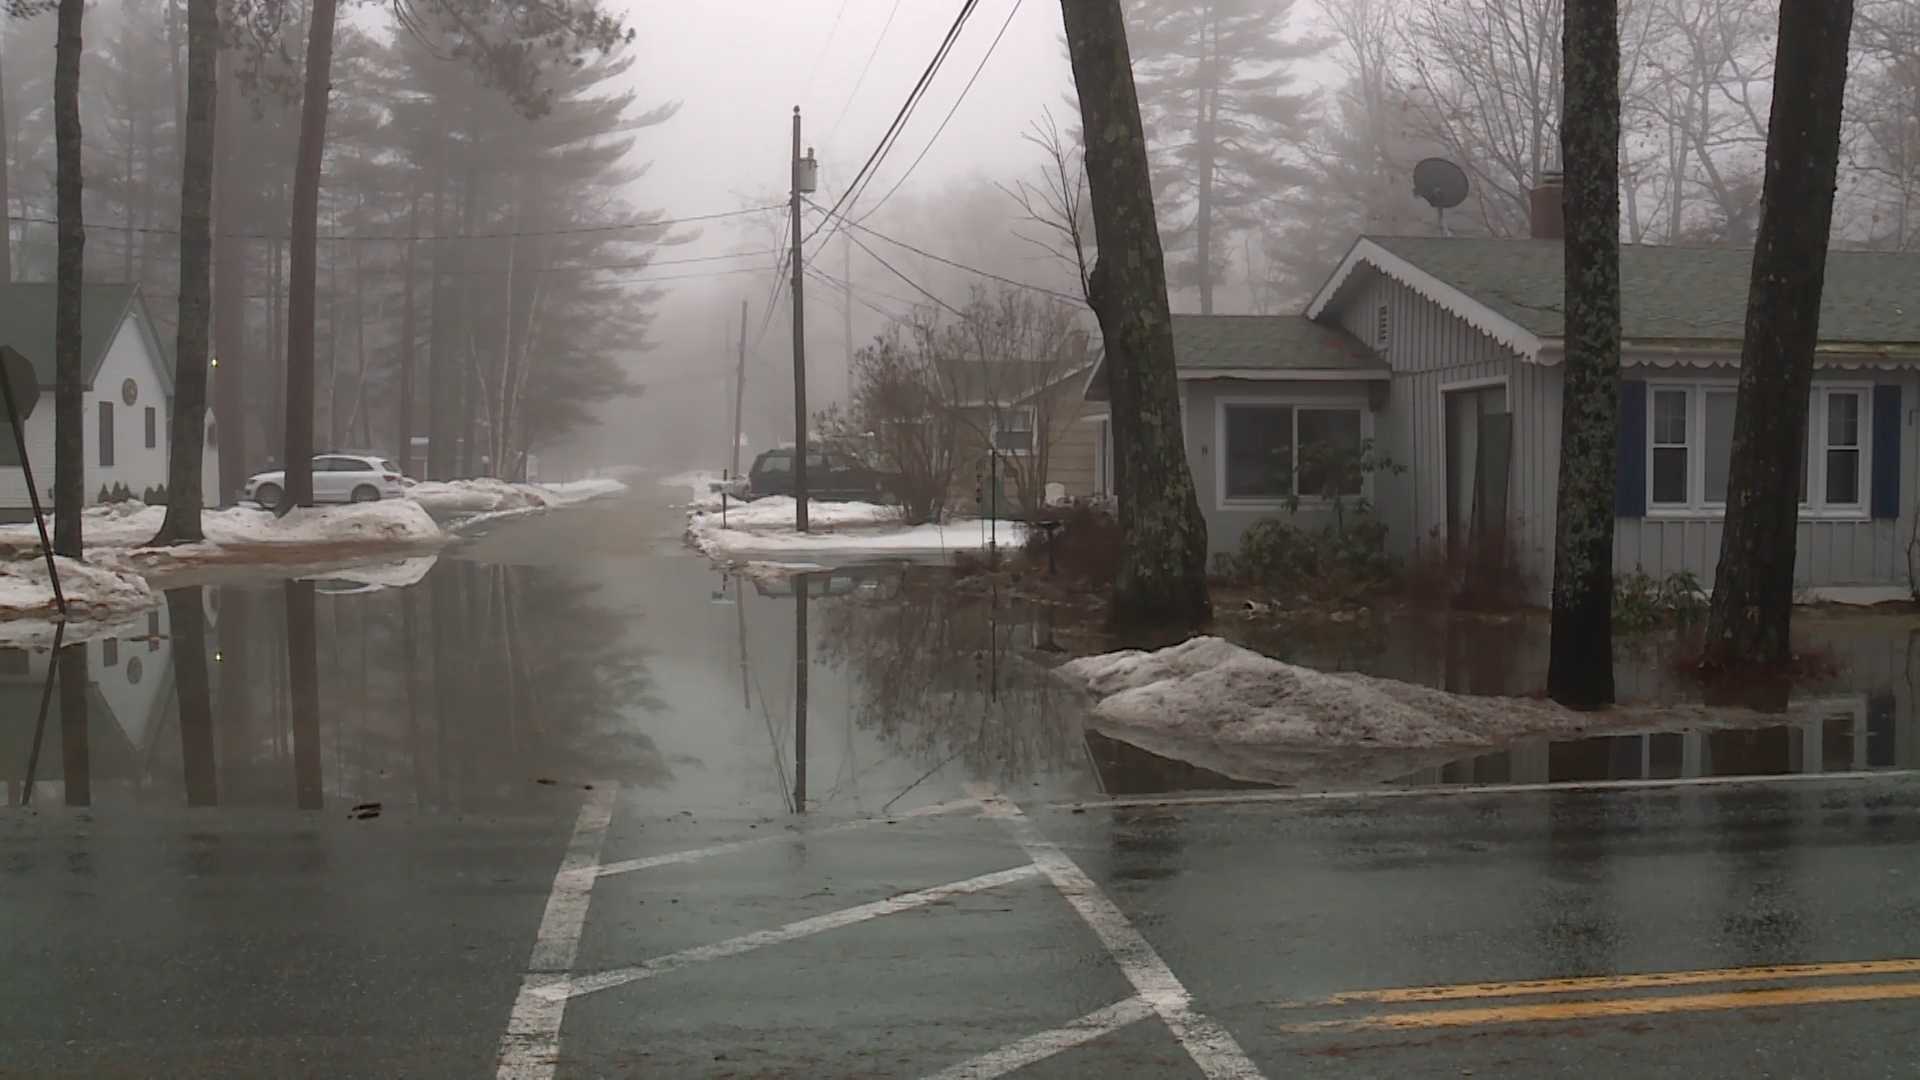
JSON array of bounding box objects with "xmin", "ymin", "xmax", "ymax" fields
[
  {"xmin": 968, "ymin": 785, "xmax": 1265, "ymax": 1080},
  {"xmin": 546, "ymin": 863, "xmax": 1044, "ymax": 1002},
  {"xmin": 494, "ymin": 785, "xmax": 618, "ymax": 1080},
  {"xmin": 594, "ymin": 797, "xmax": 983, "ymax": 878},
  {"xmin": 920, "ymin": 996, "xmax": 1154, "ymax": 1080},
  {"xmin": 1051, "ymin": 768, "xmax": 1920, "ymax": 813}
]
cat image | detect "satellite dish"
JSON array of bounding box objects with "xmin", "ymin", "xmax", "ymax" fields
[{"xmin": 1413, "ymin": 158, "xmax": 1470, "ymax": 210}]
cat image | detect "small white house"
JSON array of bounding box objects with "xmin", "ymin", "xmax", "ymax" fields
[{"xmin": 0, "ymin": 283, "xmax": 219, "ymax": 522}]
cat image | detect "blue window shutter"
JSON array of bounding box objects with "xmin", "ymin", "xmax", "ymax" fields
[
  {"xmin": 1872, "ymin": 384, "xmax": 1901, "ymax": 520},
  {"xmin": 1616, "ymin": 379, "xmax": 1647, "ymax": 517}
]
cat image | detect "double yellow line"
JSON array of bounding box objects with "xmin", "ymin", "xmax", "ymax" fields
[{"xmin": 1284, "ymin": 959, "xmax": 1920, "ymax": 1033}]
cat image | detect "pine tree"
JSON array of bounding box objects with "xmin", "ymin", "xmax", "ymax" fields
[{"xmin": 1124, "ymin": 0, "xmax": 1323, "ymax": 313}]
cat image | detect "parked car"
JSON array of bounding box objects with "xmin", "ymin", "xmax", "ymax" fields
[
  {"xmin": 746, "ymin": 448, "xmax": 894, "ymax": 502},
  {"xmin": 244, "ymin": 453, "xmax": 407, "ymax": 507}
]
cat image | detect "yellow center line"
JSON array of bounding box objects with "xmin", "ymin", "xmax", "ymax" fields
[
  {"xmin": 1285, "ymin": 981, "xmax": 1920, "ymax": 1033},
  {"xmin": 1292, "ymin": 958, "xmax": 1920, "ymax": 1008}
]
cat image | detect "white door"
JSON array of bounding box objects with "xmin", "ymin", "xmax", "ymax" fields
[{"xmin": 313, "ymin": 457, "xmax": 349, "ymax": 502}]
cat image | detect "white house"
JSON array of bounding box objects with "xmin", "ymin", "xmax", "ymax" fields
[{"xmin": 0, "ymin": 283, "xmax": 220, "ymax": 522}]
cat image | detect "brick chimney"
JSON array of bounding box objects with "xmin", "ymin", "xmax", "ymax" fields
[{"xmin": 1529, "ymin": 170, "xmax": 1565, "ymax": 240}]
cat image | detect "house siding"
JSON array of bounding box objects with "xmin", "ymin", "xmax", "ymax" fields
[
  {"xmin": 1358, "ymin": 274, "xmax": 1531, "ymax": 568},
  {"xmin": 1184, "ymin": 377, "xmax": 1379, "ymax": 560},
  {"xmin": 1610, "ymin": 365, "xmax": 1920, "ymax": 594},
  {"xmin": 1049, "ymin": 397, "xmax": 1101, "ymax": 497}
]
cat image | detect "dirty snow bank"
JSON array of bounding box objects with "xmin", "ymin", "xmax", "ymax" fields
[
  {"xmin": 1060, "ymin": 637, "xmax": 1841, "ymax": 787},
  {"xmin": 410, "ymin": 477, "xmax": 627, "ymax": 517},
  {"xmin": 0, "ymin": 555, "xmax": 155, "ymax": 623},
  {"xmin": 686, "ymin": 495, "xmax": 1025, "ymax": 566},
  {"xmin": 0, "ymin": 501, "xmax": 444, "ymax": 555}
]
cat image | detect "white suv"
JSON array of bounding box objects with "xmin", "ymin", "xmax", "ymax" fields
[{"xmin": 245, "ymin": 453, "xmax": 407, "ymax": 507}]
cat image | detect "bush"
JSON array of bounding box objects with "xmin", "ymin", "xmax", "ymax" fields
[
  {"xmin": 1215, "ymin": 510, "xmax": 1396, "ymax": 601},
  {"xmin": 141, "ymin": 484, "xmax": 169, "ymax": 506},
  {"xmin": 1403, "ymin": 522, "xmax": 1537, "ymax": 611},
  {"xmin": 1613, "ymin": 569, "xmax": 1707, "ymax": 631},
  {"xmin": 1023, "ymin": 501, "xmax": 1122, "ymax": 583}
]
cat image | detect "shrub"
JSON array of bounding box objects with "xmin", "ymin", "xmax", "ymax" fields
[
  {"xmin": 1216, "ymin": 509, "xmax": 1396, "ymax": 601},
  {"xmin": 1404, "ymin": 522, "xmax": 1537, "ymax": 611},
  {"xmin": 1613, "ymin": 569, "xmax": 1708, "ymax": 631},
  {"xmin": 1023, "ymin": 501, "xmax": 1122, "ymax": 583}
]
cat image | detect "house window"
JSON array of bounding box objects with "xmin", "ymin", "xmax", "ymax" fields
[
  {"xmin": 102, "ymin": 637, "xmax": 119, "ymax": 667},
  {"xmin": 992, "ymin": 407, "xmax": 1036, "ymax": 455},
  {"xmin": 1222, "ymin": 402, "xmax": 1366, "ymax": 502},
  {"xmin": 145, "ymin": 406, "xmax": 157, "ymax": 449},
  {"xmin": 1646, "ymin": 382, "xmax": 1867, "ymax": 516},
  {"xmin": 98, "ymin": 401, "xmax": 114, "ymax": 467}
]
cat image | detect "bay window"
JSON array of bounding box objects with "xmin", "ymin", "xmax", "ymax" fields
[
  {"xmin": 1220, "ymin": 400, "xmax": 1366, "ymax": 504},
  {"xmin": 1644, "ymin": 382, "xmax": 1869, "ymax": 516}
]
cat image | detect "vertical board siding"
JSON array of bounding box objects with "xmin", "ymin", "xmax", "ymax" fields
[{"xmin": 1611, "ymin": 367, "xmax": 1919, "ymax": 593}]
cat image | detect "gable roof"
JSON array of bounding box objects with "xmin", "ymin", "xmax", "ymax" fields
[
  {"xmin": 945, "ymin": 358, "xmax": 1097, "ymax": 407},
  {"xmin": 0, "ymin": 283, "xmax": 169, "ymax": 393},
  {"xmin": 1309, "ymin": 237, "xmax": 1920, "ymax": 359},
  {"xmin": 1171, "ymin": 314, "xmax": 1386, "ymax": 374}
]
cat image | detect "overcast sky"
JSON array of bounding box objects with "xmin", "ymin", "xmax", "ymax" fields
[{"xmin": 624, "ymin": 0, "xmax": 1076, "ymax": 233}]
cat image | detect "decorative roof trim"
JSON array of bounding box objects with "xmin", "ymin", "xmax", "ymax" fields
[
  {"xmin": 1536, "ymin": 341, "xmax": 1920, "ymax": 370},
  {"xmin": 1305, "ymin": 238, "xmax": 1545, "ymax": 361},
  {"xmin": 1178, "ymin": 368, "xmax": 1390, "ymax": 382}
]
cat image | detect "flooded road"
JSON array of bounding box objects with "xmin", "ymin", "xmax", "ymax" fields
[{"xmin": 5, "ymin": 484, "xmax": 1920, "ymax": 1078}]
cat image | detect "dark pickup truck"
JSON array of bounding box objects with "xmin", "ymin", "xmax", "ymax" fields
[{"xmin": 747, "ymin": 448, "xmax": 895, "ymax": 502}]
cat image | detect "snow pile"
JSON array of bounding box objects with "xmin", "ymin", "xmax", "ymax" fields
[
  {"xmin": 305, "ymin": 555, "xmax": 439, "ymax": 591},
  {"xmin": 410, "ymin": 476, "xmax": 628, "ymax": 518},
  {"xmin": 0, "ymin": 502, "xmax": 445, "ymax": 556},
  {"xmin": 663, "ymin": 469, "xmax": 728, "ymax": 509},
  {"xmin": 0, "ymin": 555, "xmax": 155, "ymax": 623},
  {"xmin": 1060, "ymin": 637, "xmax": 1840, "ymax": 787},
  {"xmin": 686, "ymin": 495, "xmax": 1025, "ymax": 565}
]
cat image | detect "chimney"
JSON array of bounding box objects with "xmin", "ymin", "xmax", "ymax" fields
[{"xmin": 1529, "ymin": 170, "xmax": 1565, "ymax": 240}]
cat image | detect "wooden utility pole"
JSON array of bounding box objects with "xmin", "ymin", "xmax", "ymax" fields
[
  {"xmin": 789, "ymin": 108, "xmax": 814, "ymax": 533},
  {"xmin": 732, "ymin": 299, "xmax": 748, "ymax": 477}
]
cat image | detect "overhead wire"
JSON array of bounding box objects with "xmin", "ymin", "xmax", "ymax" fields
[
  {"xmin": 806, "ymin": 197, "xmax": 1082, "ymax": 304},
  {"xmin": 822, "ymin": 0, "xmax": 906, "ymax": 154},
  {"xmin": 843, "ymin": 229, "xmax": 964, "ymax": 317},
  {"xmin": 802, "ymin": 0, "xmax": 857, "ymax": 102},
  {"xmin": 5, "ymin": 204, "xmax": 785, "ymax": 244},
  {"xmin": 802, "ymin": 0, "xmax": 980, "ymax": 250},
  {"xmin": 856, "ymin": 0, "xmax": 1025, "ymax": 224}
]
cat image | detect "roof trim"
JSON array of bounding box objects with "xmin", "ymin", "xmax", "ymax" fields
[
  {"xmin": 1305, "ymin": 238, "xmax": 1545, "ymax": 361},
  {"xmin": 1178, "ymin": 368, "xmax": 1391, "ymax": 382}
]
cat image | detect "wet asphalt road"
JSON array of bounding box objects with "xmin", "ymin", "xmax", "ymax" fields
[{"xmin": 5, "ymin": 483, "xmax": 1920, "ymax": 1078}]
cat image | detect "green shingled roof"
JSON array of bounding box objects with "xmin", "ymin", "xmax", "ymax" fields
[
  {"xmin": 1172, "ymin": 314, "xmax": 1385, "ymax": 371},
  {"xmin": 1365, "ymin": 237, "xmax": 1920, "ymax": 345},
  {"xmin": 0, "ymin": 283, "xmax": 152, "ymax": 390}
]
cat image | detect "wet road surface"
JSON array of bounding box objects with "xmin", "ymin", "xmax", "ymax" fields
[{"xmin": 5, "ymin": 483, "xmax": 1920, "ymax": 1077}]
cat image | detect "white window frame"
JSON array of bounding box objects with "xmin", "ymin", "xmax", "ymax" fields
[
  {"xmin": 989, "ymin": 405, "xmax": 1038, "ymax": 457},
  {"xmin": 1214, "ymin": 395, "xmax": 1373, "ymax": 511},
  {"xmin": 1085, "ymin": 413, "xmax": 1112, "ymax": 496},
  {"xmin": 1644, "ymin": 379, "xmax": 1871, "ymax": 521}
]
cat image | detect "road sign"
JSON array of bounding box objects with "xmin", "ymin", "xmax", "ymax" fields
[{"xmin": 0, "ymin": 345, "xmax": 41, "ymax": 418}]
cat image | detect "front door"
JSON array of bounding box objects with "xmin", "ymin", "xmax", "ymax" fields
[{"xmin": 1443, "ymin": 384, "xmax": 1512, "ymax": 560}]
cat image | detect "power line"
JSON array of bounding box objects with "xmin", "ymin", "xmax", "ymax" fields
[
  {"xmin": 803, "ymin": 0, "xmax": 980, "ymax": 250},
  {"xmin": 806, "ymin": 197, "xmax": 1081, "ymax": 303},
  {"xmin": 5, "ymin": 204, "xmax": 785, "ymax": 245},
  {"xmin": 857, "ymin": 0, "xmax": 1025, "ymax": 224},
  {"xmin": 823, "ymin": 0, "xmax": 906, "ymax": 153},
  {"xmin": 805, "ymin": 266, "xmax": 911, "ymax": 322},
  {"xmin": 843, "ymin": 229, "xmax": 964, "ymax": 317},
  {"xmin": 802, "ymin": 0, "xmax": 856, "ymax": 102},
  {"xmin": 749, "ymin": 204, "xmax": 795, "ymax": 352},
  {"xmin": 143, "ymin": 262, "xmax": 781, "ymax": 300}
]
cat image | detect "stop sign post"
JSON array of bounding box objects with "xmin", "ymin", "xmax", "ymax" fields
[{"xmin": 0, "ymin": 344, "xmax": 64, "ymax": 616}]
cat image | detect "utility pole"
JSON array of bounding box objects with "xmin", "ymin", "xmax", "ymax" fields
[
  {"xmin": 843, "ymin": 229, "xmax": 855, "ymax": 401},
  {"xmin": 731, "ymin": 299, "xmax": 748, "ymax": 478},
  {"xmin": 789, "ymin": 107, "xmax": 817, "ymax": 533}
]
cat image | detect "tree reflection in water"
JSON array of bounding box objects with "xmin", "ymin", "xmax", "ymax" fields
[
  {"xmin": 812, "ymin": 568, "xmax": 1079, "ymax": 787},
  {"xmin": 200, "ymin": 561, "xmax": 667, "ymax": 810}
]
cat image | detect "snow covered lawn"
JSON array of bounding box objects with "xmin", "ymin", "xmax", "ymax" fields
[
  {"xmin": 686, "ymin": 494, "xmax": 1025, "ymax": 566},
  {"xmin": 1060, "ymin": 636, "xmax": 1844, "ymax": 788}
]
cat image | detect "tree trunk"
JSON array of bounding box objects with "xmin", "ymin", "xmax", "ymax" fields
[
  {"xmin": 1195, "ymin": 90, "xmax": 1214, "ymax": 316},
  {"xmin": 1706, "ymin": 0, "xmax": 1856, "ymax": 666},
  {"xmin": 52, "ymin": 0, "xmax": 84, "ymax": 558},
  {"xmin": 1060, "ymin": 0, "xmax": 1211, "ymax": 630},
  {"xmin": 278, "ymin": 0, "xmax": 340, "ymax": 512},
  {"xmin": 426, "ymin": 158, "xmax": 449, "ymax": 480},
  {"xmin": 397, "ymin": 191, "xmax": 418, "ymax": 478},
  {"xmin": 151, "ymin": 0, "xmax": 217, "ymax": 545},
  {"xmin": 1546, "ymin": 0, "xmax": 1623, "ymax": 710},
  {"xmin": 286, "ymin": 578, "xmax": 322, "ymax": 809},
  {"xmin": 167, "ymin": 586, "xmax": 217, "ymax": 806},
  {"xmin": 58, "ymin": 638, "xmax": 88, "ymax": 805},
  {"xmin": 456, "ymin": 169, "xmax": 477, "ymax": 478},
  {"xmin": 212, "ymin": 58, "xmax": 246, "ymax": 505},
  {"xmin": 0, "ymin": 47, "xmax": 13, "ymax": 283},
  {"xmin": 268, "ymin": 235, "xmax": 284, "ymax": 454}
]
